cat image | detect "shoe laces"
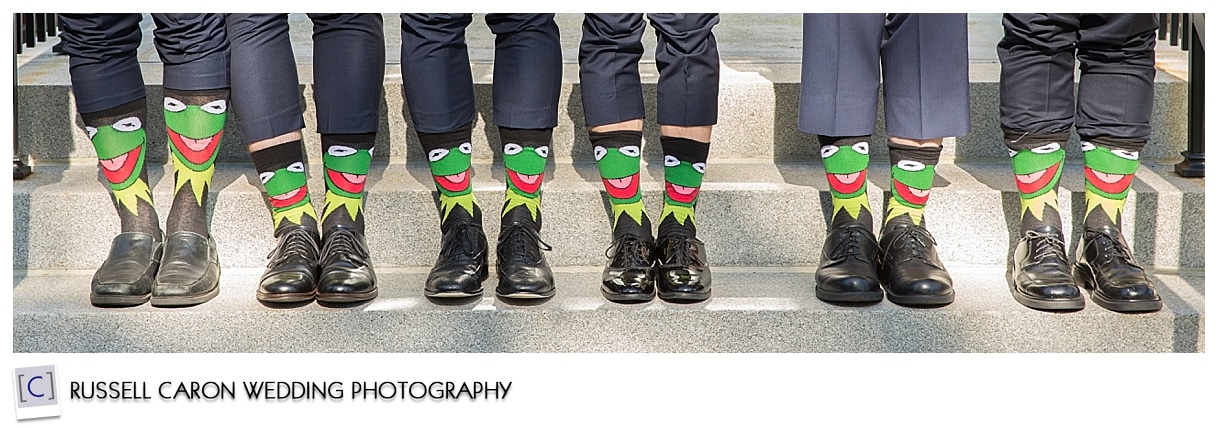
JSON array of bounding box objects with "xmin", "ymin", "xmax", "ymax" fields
[
  {"xmin": 1084, "ymin": 228, "xmax": 1140, "ymax": 268},
  {"xmin": 498, "ymin": 223, "xmax": 552, "ymax": 263},
  {"xmin": 321, "ymin": 228, "xmax": 369, "ymax": 264},
  {"xmin": 266, "ymin": 227, "xmax": 318, "ymax": 267},
  {"xmin": 606, "ymin": 234, "xmax": 652, "ymax": 269},
  {"xmin": 441, "ymin": 222, "xmax": 485, "ymax": 259},
  {"xmin": 1025, "ymin": 229, "xmax": 1068, "ymax": 264},
  {"xmin": 657, "ymin": 235, "xmax": 697, "ymax": 268},
  {"xmin": 828, "ymin": 226, "xmax": 875, "ymax": 262},
  {"xmin": 883, "ymin": 225, "xmax": 937, "ymax": 265}
]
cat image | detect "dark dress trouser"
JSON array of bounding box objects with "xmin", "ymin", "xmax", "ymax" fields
[
  {"xmin": 799, "ymin": 13, "xmax": 970, "ymax": 140},
  {"xmin": 578, "ymin": 13, "xmax": 720, "ymax": 128},
  {"xmin": 400, "ymin": 13, "xmax": 562, "ymax": 133},
  {"xmin": 998, "ymin": 13, "xmax": 1158, "ymax": 142},
  {"xmin": 60, "ymin": 13, "xmax": 230, "ymax": 114},
  {"xmin": 226, "ymin": 13, "xmax": 385, "ymax": 144}
]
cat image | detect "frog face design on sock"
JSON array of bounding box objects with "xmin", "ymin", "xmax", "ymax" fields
[
  {"xmin": 663, "ymin": 155, "xmax": 705, "ymax": 206},
  {"xmin": 1082, "ymin": 142, "xmax": 1138, "ymax": 199},
  {"xmin": 429, "ymin": 142, "xmax": 473, "ymax": 196},
  {"xmin": 821, "ymin": 141, "xmax": 869, "ymax": 199},
  {"xmin": 261, "ymin": 162, "xmax": 310, "ymax": 210},
  {"xmin": 324, "ymin": 145, "xmax": 373, "ymax": 197},
  {"xmin": 260, "ymin": 161, "xmax": 315, "ymax": 228},
  {"xmin": 89, "ymin": 116, "xmax": 147, "ymax": 191},
  {"xmin": 504, "ymin": 143, "xmax": 548, "ymax": 198},
  {"xmin": 594, "ymin": 144, "xmax": 642, "ymax": 203},
  {"xmin": 891, "ymin": 160, "xmax": 934, "ymax": 208},
  {"xmin": 1011, "ymin": 142, "xmax": 1064, "ymax": 199},
  {"xmin": 165, "ymin": 97, "xmax": 225, "ymax": 169}
]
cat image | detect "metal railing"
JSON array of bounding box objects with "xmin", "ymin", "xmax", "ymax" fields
[
  {"xmin": 14, "ymin": 14, "xmax": 58, "ymax": 179},
  {"xmin": 1161, "ymin": 13, "xmax": 1204, "ymax": 178}
]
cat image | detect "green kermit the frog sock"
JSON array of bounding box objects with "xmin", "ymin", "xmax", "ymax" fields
[
  {"xmin": 164, "ymin": 88, "xmax": 228, "ymax": 237},
  {"xmin": 499, "ymin": 127, "xmax": 552, "ymax": 232},
  {"xmin": 658, "ymin": 135, "xmax": 709, "ymax": 239},
  {"xmin": 884, "ymin": 142, "xmax": 942, "ymax": 230},
  {"xmin": 320, "ymin": 133, "xmax": 375, "ymax": 234},
  {"xmin": 1082, "ymin": 137, "xmax": 1144, "ymax": 231},
  {"xmin": 250, "ymin": 141, "xmax": 319, "ymax": 235},
  {"xmin": 819, "ymin": 135, "xmax": 873, "ymax": 229},
  {"xmin": 592, "ymin": 130, "xmax": 652, "ymax": 240},
  {"xmin": 82, "ymin": 98, "xmax": 161, "ymax": 238},
  {"xmin": 1004, "ymin": 129, "xmax": 1066, "ymax": 233},
  {"xmin": 419, "ymin": 122, "xmax": 482, "ymax": 233}
]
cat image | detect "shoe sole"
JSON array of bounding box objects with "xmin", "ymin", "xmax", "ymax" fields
[
  {"xmin": 256, "ymin": 291, "xmax": 315, "ymax": 303},
  {"xmin": 317, "ymin": 288, "xmax": 379, "ymax": 303},
  {"xmin": 91, "ymin": 294, "xmax": 151, "ymax": 307},
  {"xmin": 814, "ymin": 287, "xmax": 884, "ymax": 303},
  {"xmin": 602, "ymin": 289, "xmax": 656, "ymax": 303},
  {"xmin": 425, "ymin": 289, "xmax": 484, "ymax": 298},
  {"xmin": 878, "ymin": 281, "xmax": 954, "ymax": 306},
  {"xmin": 495, "ymin": 290, "xmax": 555, "ymax": 299},
  {"xmin": 658, "ymin": 291, "xmax": 710, "ymax": 303},
  {"xmin": 1073, "ymin": 264, "xmax": 1163, "ymax": 313},
  {"xmin": 1005, "ymin": 266, "xmax": 1085, "ymax": 311},
  {"xmin": 151, "ymin": 285, "xmax": 219, "ymax": 307}
]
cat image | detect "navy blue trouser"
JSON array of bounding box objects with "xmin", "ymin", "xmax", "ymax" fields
[
  {"xmin": 998, "ymin": 13, "xmax": 1158, "ymax": 142},
  {"xmin": 60, "ymin": 13, "xmax": 230, "ymax": 114},
  {"xmin": 578, "ymin": 13, "xmax": 720, "ymax": 127},
  {"xmin": 400, "ymin": 13, "xmax": 562, "ymax": 133},
  {"xmin": 799, "ymin": 13, "xmax": 970, "ymax": 140},
  {"xmin": 226, "ymin": 13, "xmax": 385, "ymax": 144}
]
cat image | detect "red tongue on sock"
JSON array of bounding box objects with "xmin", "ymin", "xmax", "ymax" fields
[
  {"xmin": 602, "ymin": 174, "xmax": 639, "ymax": 200},
  {"xmin": 168, "ymin": 129, "xmax": 221, "ymax": 165},
  {"xmin": 434, "ymin": 170, "xmax": 470, "ymax": 193},
  {"xmin": 100, "ymin": 145, "xmax": 142, "ymax": 185}
]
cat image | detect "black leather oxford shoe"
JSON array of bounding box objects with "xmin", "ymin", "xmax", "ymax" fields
[
  {"xmin": 654, "ymin": 234, "xmax": 711, "ymax": 302},
  {"xmin": 601, "ymin": 233, "xmax": 656, "ymax": 302},
  {"xmin": 257, "ymin": 226, "xmax": 320, "ymax": 303},
  {"xmin": 877, "ymin": 222, "xmax": 954, "ymax": 306},
  {"xmin": 91, "ymin": 232, "xmax": 162, "ymax": 307},
  {"xmin": 495, "ymin": 223, "xmax": 555, "ymax": 299},
  {"xmin": 1073, "ymin": 225, "xmax": 1161, "ymax": 312},
  {"xmin": 317, "ymin": 227, "xmax": 378, "ymax": 303},
  {"xmin": 815, "ymin": 224, "xmax": 883, "ymax": 303},
  {"xmin": 1008, "ymin": 226, "xmax": 1083, "ymax": 310},
  {"xmin": 425, "ymin": 221, "xmax": 489, "ymax": 298},
  {"xmin": 152, "ymin": 231, "xmax": 220, "ymax": 307}
]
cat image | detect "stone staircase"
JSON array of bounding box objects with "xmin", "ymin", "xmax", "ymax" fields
[{"xmin": 11, "ymin": 14, "xmax": 1204, "ymax": 352}]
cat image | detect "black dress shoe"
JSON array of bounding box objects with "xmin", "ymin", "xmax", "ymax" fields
[
  {"xmin": 654, "ymin": 234, "xmax": 711, "ymax": 302},
  {"xmin": 1008, "ymin": 226, "xmax": 1083, "ymax": 310},
  {"xmin": 495, "ymin": 223, "xmax": 555, "ymax": 299},
  {"xmin": 316, "ymin": 227, "xmax": 377, "ymax": 303},
  {"xmin": 257, "ymin": 226, "xmax": 320, "ymax": 303},
  {"xmin": 426, "ymin": 221, "xmax": 488, "ymax": 298},
  {"xmin": 601, "ymin": 234, "xmax": 656, "ymax": 302},
  {"xmin": 1073, "ymin": 225, "xmax": 1162, "ymax": 312},
  {"xmin": 815, "ymin": 224, "xmax": 883, "ymax": 303},
  {"xmin": 152, "ymin": 231, "xmax": 220, "ymax": 307},
  {"xmin": 91, "ymin": 232, "xmax": 161, "ymax": 307},
  {"xmin": 877, "ymin": 223, "xmax": 954, "ymax": 306}
]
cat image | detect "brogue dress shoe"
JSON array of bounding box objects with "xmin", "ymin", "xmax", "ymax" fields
[
  {"xmin": 654, "ymin": 234, "xmax": 711, "ymax": 302},
  {"xmin": 1008, "ymin": 226, "xmax": 1083, "ymax": 310},
  {"xmin": 495, "ymin": 223, "xmax": 555, "ymax": 299},
  {"xmin": 257, "ymin": 226, "xmax": 321, "ymax": 303},
  {"xmin": 601, "ymin": 234, "xmax": 656, "ymax": 302},
  {"xmin": 1073, "ymin": 225, "xmax": 1162, "ymax": 312},
  {"xmin": 152, "ymin": 231, "xmax": 220, "ymax": 307},
  {"xmin": 91, "ymin": 232, "xmax": 162, "ymax": 307},
  {"xmin": 815, "ymin": 224, "xmax": 883, "ymax": 303},
  {"xmin": 425, "ymin": 221, "xmax": 489, "ymax": 298},
  {"xmin": 316, "ymin": 227, "xmax": 378, "ymax": 303},
  {"xmin": 877, "ymin": 223, "xmax": 954, "ymax": 306}
]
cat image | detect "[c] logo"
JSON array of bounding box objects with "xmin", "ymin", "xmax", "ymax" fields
[{"xmin": 13, "ymin": 365, "xmax": 60, "ymax": 420}]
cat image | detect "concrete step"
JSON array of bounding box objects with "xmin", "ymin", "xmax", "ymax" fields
[
  {"xmin": 12, "ymin": 161, "xmax": 1204, "ymax": 270},
  {"xmin": 12, "ymin": 267, "xmax": 1204, "ymax": 352}
]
